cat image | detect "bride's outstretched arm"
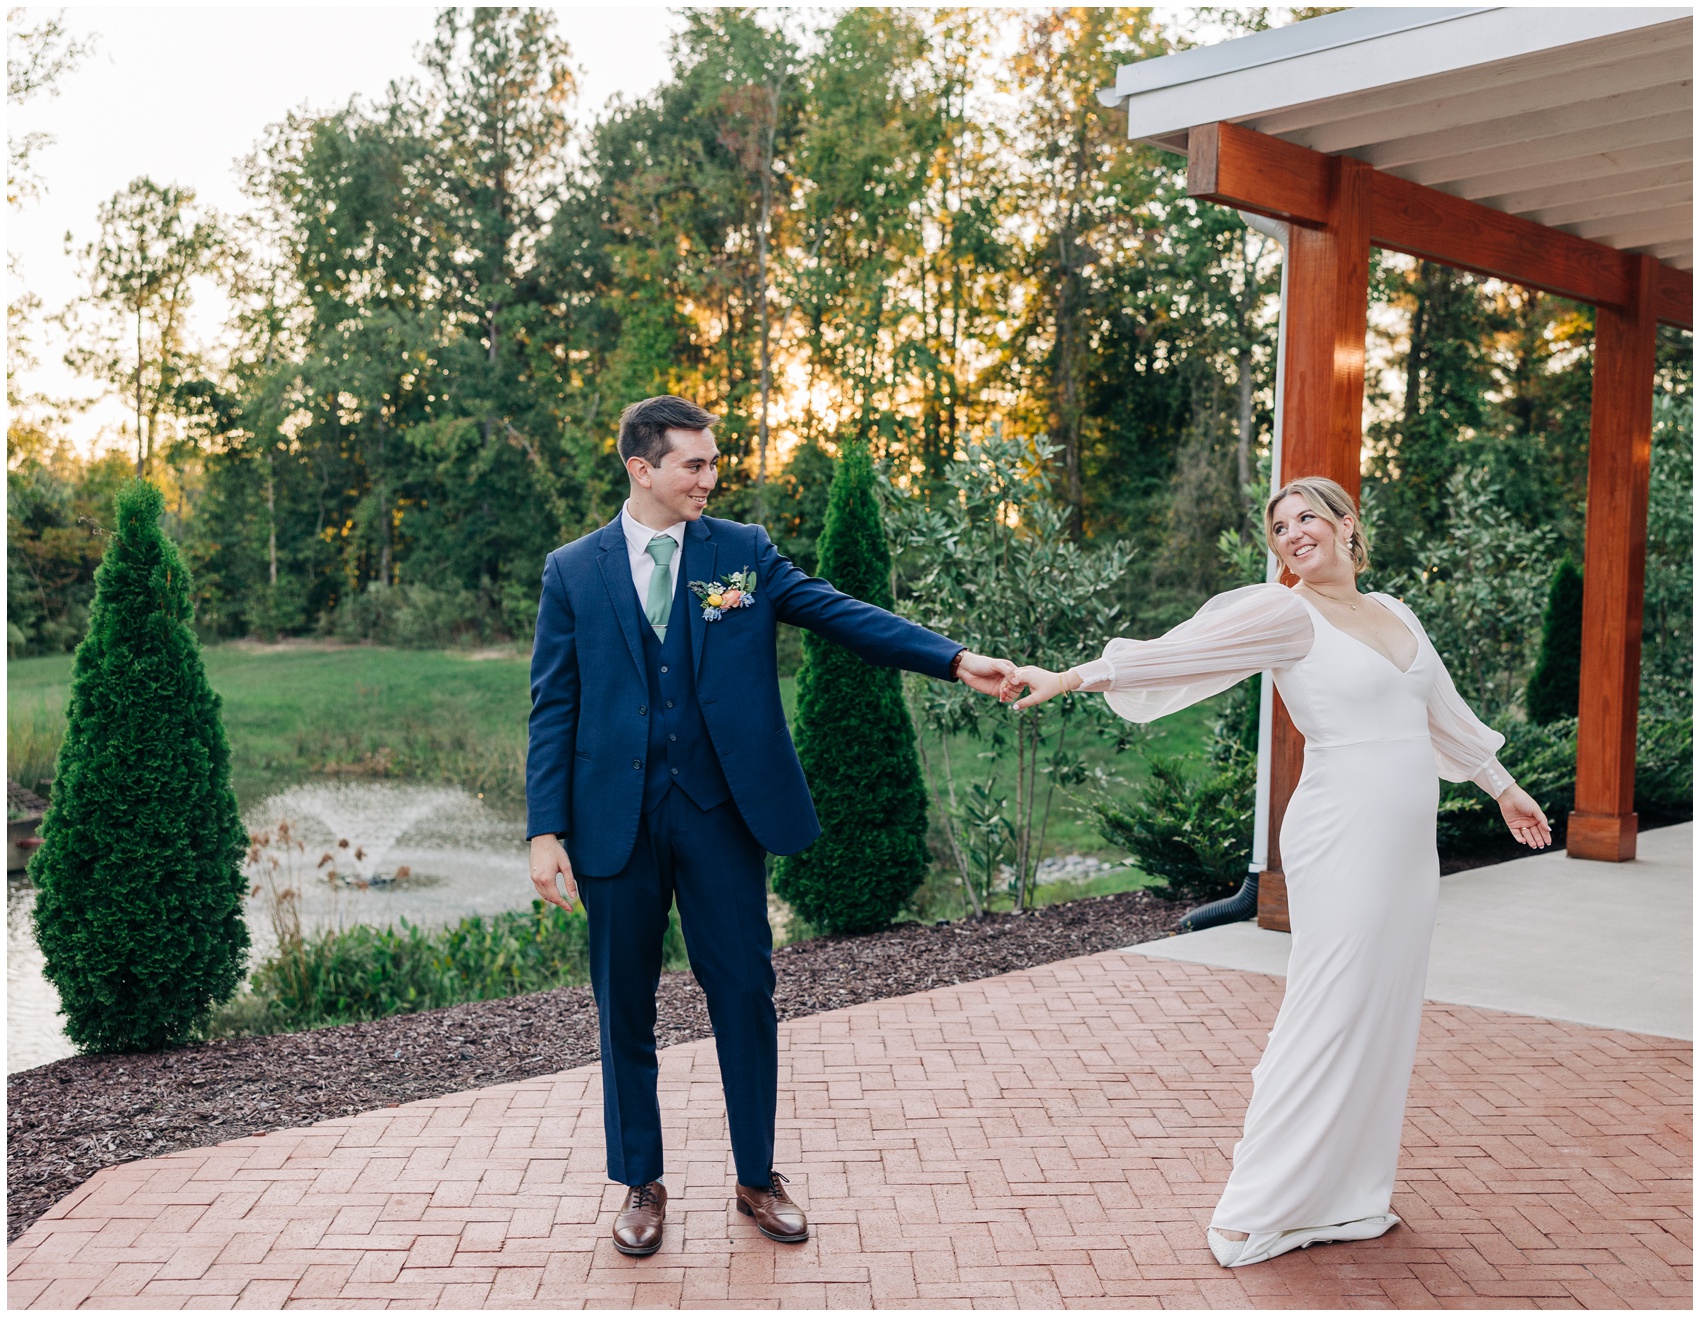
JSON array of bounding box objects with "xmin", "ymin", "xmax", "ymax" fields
[
  {"xmin": 1002, "ymin": 584, "xmax": 1313, "ymax": 715},
  {"xmin": 1419, "ymin": 629, "xmax": 1552, "ymax": 849}
]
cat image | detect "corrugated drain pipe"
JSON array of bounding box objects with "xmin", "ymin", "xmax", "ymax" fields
[{"xmin": 1179, "ymin": 209, "xmax": 1289, "ymax": 935}]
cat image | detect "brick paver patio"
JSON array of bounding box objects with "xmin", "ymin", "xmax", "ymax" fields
[{"xmin": 8, "ymin": 951, "xmax": 1691, "ymax": 1309}]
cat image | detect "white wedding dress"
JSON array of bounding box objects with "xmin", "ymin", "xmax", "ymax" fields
[{"xmin": 1069, "ymin": 583, "xmax": 1514, "ymax": 1237}]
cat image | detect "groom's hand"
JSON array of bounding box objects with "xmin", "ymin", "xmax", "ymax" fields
[
  {"xmin": 955, "ymin": 651, "xmax": 1016, "ymax": 697},
  {"xmin": 530, "ymin": 834, "xmax": 580, "ymax": 912}
]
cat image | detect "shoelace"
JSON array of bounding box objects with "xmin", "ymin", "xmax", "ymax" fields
[
  {"xmin": 766, "ymin": 1171, "xmax": 790, "ymax": 1200},
  {"xmin": 629, "ymin": 1183, "xmax": 659, "ymax": 1211}
]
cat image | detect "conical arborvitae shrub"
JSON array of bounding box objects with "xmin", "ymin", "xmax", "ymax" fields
[
  {"xmin": 774, "ymin": 443, "xmax": 931, "ymax": 936},
  {"xmin": 1525, "ymin": 554, "xmax": 1584, "ymax": 724},
  {"xmin": 30, "ymin": 480, "xmax": 250, "ymax": 1053}
]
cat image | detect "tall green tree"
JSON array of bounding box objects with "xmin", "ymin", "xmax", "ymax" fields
[
  {"xmin": 62, "ymin": 178, "xmax": 223, "ymax": 475},
  {"xmin": 774, "ymin": 442, "xmax": 930, "ymax": 934},
  {"xmin": 1009, "ymin": 7, "xmax": 1167, "ymax": 536},
  {"xmin": 30, "ymin": 480, "xmax": 249, "ymax": 1052},
  {"xmin": 7, "ymin": 6, "xmax": 96, "ymax": 207}
]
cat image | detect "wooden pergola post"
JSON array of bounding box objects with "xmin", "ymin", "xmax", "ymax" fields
[
  {"xmin": 1249, "ymin": 157, "xmax": 1370, "ymax": 930},
  {"xmin": 1569, "ymin": 254, "xmax": 1659, "ymax": 861},
  {"xmin": 1185, "ymin": 121, "xmax": 1693, "ymax": 917}
]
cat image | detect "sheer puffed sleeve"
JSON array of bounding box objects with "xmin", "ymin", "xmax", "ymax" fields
[
  {"xmin": 1376, "ymin": 594, "xmax": 1515, "ymax": 798},
  {"xmin": 1067, "ymin": 583, "xmax": 1314, "ymax": 725}
]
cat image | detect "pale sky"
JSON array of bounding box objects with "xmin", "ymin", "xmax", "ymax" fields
[{"xmin": 8, "ymin": 5, "xmax": 681, "ymax": 453}]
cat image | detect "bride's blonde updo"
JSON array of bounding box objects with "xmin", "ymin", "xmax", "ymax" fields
[{"xmin": 1263, "ymin": 476, "xmax": 1371, "ymax": 574}]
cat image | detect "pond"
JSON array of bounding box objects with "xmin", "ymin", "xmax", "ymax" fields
[{"xmin": 7, "ymin": 783, "xmax": 535, "ymax": 1074}]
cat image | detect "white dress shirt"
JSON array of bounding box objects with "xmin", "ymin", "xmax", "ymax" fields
[{"xmin": 619, "ymin": 501, "xmax": 686, "ymax": 609}]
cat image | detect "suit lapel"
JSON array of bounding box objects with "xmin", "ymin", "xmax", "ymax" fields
[
  {"xmin": 596, "ymin": 518, "xmax": 646, "ymax": 679},
  {"xmin": 685, "ymin": 520, "xmax": 715, "ymax": 680}
]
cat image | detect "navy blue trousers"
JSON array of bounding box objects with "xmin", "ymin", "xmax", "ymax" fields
[{"xmin": 579, "ymin": 789, "xmax": 777, "ymax": 1188}]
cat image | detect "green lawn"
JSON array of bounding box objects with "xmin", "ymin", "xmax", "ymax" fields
[
  {"xmin": 8, "ymin": 642, "xmax": 535, "ymax": 812},
  {"xmin": 9, "ymin": 634, "xmax": 1223, "ymax": 888}
]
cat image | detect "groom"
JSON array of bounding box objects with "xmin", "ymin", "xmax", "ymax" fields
[{"xmin": 526, "ymin": 396, "xmax": 1011, "ymax": 1256}]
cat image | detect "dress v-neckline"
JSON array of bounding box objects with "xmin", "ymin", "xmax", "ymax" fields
[{"xmin": 1296, "ymin": 590, "xmax": 1420, "ymax": 676}]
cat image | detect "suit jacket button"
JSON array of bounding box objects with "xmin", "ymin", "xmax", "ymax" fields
[
  {"xmin": 632, "ymin": 759, "xmax": 642, "ymax": 770},
  {"xmin": 668, "ymin": 734, "xmax": 676, "ymax": 742},
  {"xmin": 671, "ymin": 767, "xmax": 679, "ymax": 776},
  {"xmin": 638, "ymin": 705, "xmax": 647, "ymax": 715},
  {"xmin": 665, "ymin": 700, "xmax": 675, "ymax": 709},
  {"xmin": 660, "ymin": 664, "xmax": 669, "ymax": 674}
]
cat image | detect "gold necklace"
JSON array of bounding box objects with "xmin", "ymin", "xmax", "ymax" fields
[{"xmin": 1306, "ymin": 586, "xmax": 1362, "ymax": 612}]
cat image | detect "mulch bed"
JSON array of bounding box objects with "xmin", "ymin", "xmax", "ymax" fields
[{"xmin": 7, "ymin": 887, "xmax": 1188, "ymax": 1242}]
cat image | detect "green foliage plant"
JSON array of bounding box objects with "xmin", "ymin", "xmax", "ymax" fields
[
  {"xmin": 1087, "ymin": 676, "xmax": 1260, "ymax": 905},
  {"xmin": 227, "ymin": 904, "xmax": 592, "ymax": 1035},
  {"xmin": 774, "ymin": 442, "xmax": 932, "ymax": 936},
  {"xmin": 7, "ymin": 696, "xmax": 65, "ymax": 799},
  {"xmin": 1379, "ymin": 466, "xmax": 1557, "ymax": 718},
  {"xmin": 1525, "ymin": 556, "xmax": 1583, "ymax": 723},
  {"xmin": 29, "ymin": 480, "xmax": 250, "ymax": 1053},
  {"xmin": 1642, "ymin": 395, "xmax": 1693, "ymax": 714},
  {"xmin": 1434, "ymin": 711, "xmax": 1692, "ymax": 854},
  {"xmin": 1089, "ymin": 751, "xmax": 1255, "ymax": 905},
  {"xmin": 885, "ymin": 429, "xmax": 1134, "ymax": 913},
  {"xmin": 215, "ymin": 821, "xmax": 688, "ymax": 1035}
]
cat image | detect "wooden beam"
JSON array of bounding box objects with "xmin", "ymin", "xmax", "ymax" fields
[
  {"xmin": 1256, "ymin": 155, "xmax": 1372, "ymax": 933},
  {"xmin": 1187, "ymin": 122, "xmax": 1332, "ymax": 227},
  {"xmin": 1369, "ymin": 170, "xmax": 1629, "ymax": 310},
  {"xmin": 1569, "ymin": 254, "xmax": 1658, "ymax": 862},
  {"xmin": 1653, "ymin": 262, "xmax": 1693, "ymax": 329},
  {"xmin": 1187, "ymin": 121, "xmax": 1684, "ymax": 315}
]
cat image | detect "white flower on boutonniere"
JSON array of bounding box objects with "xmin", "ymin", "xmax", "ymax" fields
[{"xmin": 688, "ymin": 568, "xmax": 757, "ymax": 622}]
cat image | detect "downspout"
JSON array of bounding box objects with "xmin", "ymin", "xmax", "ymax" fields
[{"xmin": 1180, "ymin": 209, "xmax": 1290, "ymax": 934}]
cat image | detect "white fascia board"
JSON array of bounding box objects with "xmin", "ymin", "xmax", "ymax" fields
[
  {"xmin": 1112, "ymin": 8, "xmax": 1690, "ymax": 143},
  {"xmin": 1111, "ymin": 7, "xmax": 1489, "ymax": 97}
]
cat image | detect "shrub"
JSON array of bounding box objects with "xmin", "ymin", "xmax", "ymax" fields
[
  {"xmin": 29, "ymin": 480, "xmax": 250, "ymax": 1053},
  {"xmin": 774, "ymin": 442, "xmax": 932, "ymax": 936},
  {"xmin": 325, "ymin": 580, "xmax": 499, "ymax": 648},
  {"xmin": 1089, "ymin": 749, "xmax": 1255, "ymax": 905},
  {"xmin": 1435, "ymin": 710, "xmax": 1693, "ymax": 853},
  {"xmin": 1382, "ymin": 467, "xmax": 1557, "ymax": 718},
  {"xmin": 1643, "ymin": 395, "xmax": 1693, "ymax": 714},
  {"xmin": 211, "ymin": 901, "xmax": 689, "ymax": 1035},
  {"xmin": 1525, "ymin": 556, "xmax": 1583, "ymax": 723}
]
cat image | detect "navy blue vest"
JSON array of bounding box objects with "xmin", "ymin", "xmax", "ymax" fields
[{"xmin": 637, "ymin": 567, "xmax": 731, "ymax": 814}]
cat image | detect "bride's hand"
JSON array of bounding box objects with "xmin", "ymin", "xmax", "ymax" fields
[
  {"xmin": 1498, "ymin": 785, "xmax": 1552, "ymax": 849},
  {"xmin": 1003, "ymin": 666, "xmax": 1074, "ymax": 710}
]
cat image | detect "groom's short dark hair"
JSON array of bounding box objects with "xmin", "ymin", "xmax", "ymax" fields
[{"xmin": 617, "ymin": 396, "xmax": 719, "ymax": 468}]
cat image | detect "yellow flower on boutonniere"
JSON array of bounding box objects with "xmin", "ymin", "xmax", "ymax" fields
[{"xmin": 689, "ymin": 569, "xmax": 757, "ymax": 622}]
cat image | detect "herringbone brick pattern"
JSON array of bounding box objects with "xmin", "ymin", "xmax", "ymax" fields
[{"xmin": 8, "ymin": 953, "xmax": 1690, "ymax": 1309}]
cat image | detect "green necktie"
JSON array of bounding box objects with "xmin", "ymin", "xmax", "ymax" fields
[{"xmin": 644, "ymin": 535, "xmax": 676, "ymax": 641}]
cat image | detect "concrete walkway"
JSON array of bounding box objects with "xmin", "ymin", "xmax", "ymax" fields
[
  {"xmin": 1137, "ymin": 822, "xmax": 1693, "ymax": 1040},
  {"xmin": 9, "ymin": 946, "xmax": 1691, "ymax": 1308}
]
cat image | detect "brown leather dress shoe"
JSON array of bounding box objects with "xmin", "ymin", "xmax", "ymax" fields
[
  {"xmin": 612, "ymin": 1181, "xmax": 666, "ymax": 1256},
  {"xmin": 735, "ymin": 1171, "xmax": 809, "ymax": 1243}
]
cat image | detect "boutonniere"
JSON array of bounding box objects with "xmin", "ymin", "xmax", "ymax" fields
[{"xmin": 689, "ymin": 569, "xmax": 757, "ymax": 621}]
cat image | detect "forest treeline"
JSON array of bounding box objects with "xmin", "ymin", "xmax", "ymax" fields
[{"xmin": 7, "ymin": 7, "xmax": 1693, "ymax": 714}]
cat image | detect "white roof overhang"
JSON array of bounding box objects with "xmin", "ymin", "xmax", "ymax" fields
[{"xmin": 1103, "ymin": 7, "xmax": 1693, "ymax": 270}]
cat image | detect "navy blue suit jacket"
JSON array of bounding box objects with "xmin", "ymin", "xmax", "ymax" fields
[{"xmin": 526, "ymin": 514, "xmax": 961, "ymax": 875}]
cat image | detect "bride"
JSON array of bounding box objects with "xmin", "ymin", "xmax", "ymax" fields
[{"xmin": 1003, "ymin": 476, "xmax": 1551, "ymax": 1268}]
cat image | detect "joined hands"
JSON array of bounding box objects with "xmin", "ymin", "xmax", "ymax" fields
[
  {"xmin": 997, "ymin": 665, "xmax": 1073, "ymax": 710},
  {"xmin": 954, "ymin": 651, "xmax": 1019, "ymax": 698}
]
